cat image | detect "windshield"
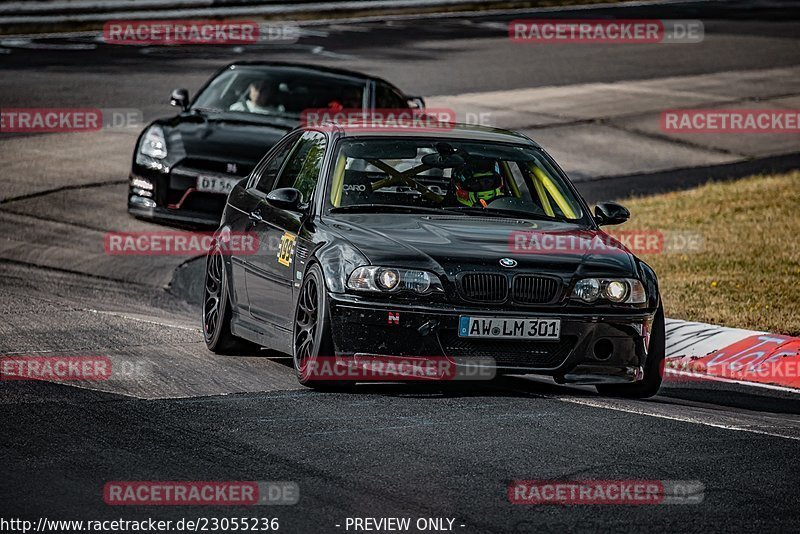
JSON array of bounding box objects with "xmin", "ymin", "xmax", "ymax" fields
[
  {"xmin": 191, "ymin": 67, "xmax": 368, "ymax": 118},
  {"xmin": 327, "ymin": 138, "xmax": 585, "ymax": 221}
]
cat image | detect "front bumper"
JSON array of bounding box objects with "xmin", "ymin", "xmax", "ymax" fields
[
  {"xmin": 127, "ymin": 169, "xmax": 226, "ymax": 227},
  {"xmin": 128, "ymin": 199, "xmax": 221, "ymax": 227},
  {"xmin": 328, "ymin": 293, "xmax": 655, "ymax": 385}
]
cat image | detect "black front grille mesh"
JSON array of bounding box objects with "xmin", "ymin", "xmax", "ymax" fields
[
  {"xmin": 459, "ymin": 273, "xmax": 561, "ymax": 304},
  {"xmin": 179, "ymin": 159, "xmax": 252, "ymax": 176},
  {"xmin": 439, "ymin": 333, "xmax": 577, "ymax": 368},
  {"xmin": 460, "ymin": 273, "xmax": 508, "ymax": 302},
  {"xmin": 512, "ymin": 275, "xmax": 560, "ymax": 304}
]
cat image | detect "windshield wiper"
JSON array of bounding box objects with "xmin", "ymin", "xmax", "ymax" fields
[
  {"xmin": 329, "ymin": 204, "xmax": 444, "ymax": 214},
  {"xmin": 440, "ymin": 206, "xmax": 506, "ymax": 217},
  {"xmin": 441, "ymin": 206, "xmax": 562, "ymax": 221},
  {"xmin": 329, "ymin": 204, "xmax": 570, "ymax": 220}
]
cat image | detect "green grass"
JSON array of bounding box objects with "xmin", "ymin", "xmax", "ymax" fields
[{"xmin": 615, "ymin": 171, "xmax": 800, "ymax": 336}]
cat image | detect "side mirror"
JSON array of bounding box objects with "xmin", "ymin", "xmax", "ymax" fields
[
  {"xmin": 266, "ymin": 187, "xmax": 303, "ymax": 212},
  {"xmin": 594, "ymin": 201, "xmax": 630, "ymax": 226},
  {"xmin": 406, "ymin": 96, "xmax": 425, "ymax": 110},
  {"xmin": 170, "ymin": 88, "xmax": 190, "ymax": 111}
]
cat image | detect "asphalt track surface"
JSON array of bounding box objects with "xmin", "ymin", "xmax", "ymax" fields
[{"xmin": 2, "ymin": 1, "xmax": 800, "ymax": 532}]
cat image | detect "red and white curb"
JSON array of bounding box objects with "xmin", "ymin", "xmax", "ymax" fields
[{"xmin": 664, "ymin": 319, "xmax": 800, "ymax": 391}]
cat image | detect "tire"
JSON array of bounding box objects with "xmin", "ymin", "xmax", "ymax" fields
[
  {"xmin": 293, "ymin": 263, "xmax": 353, "ymax": 390},
  {"xmin": 595, "ymin": 304, "xmax": 665, "ymax": 399},
  {"xmin": 202, "ymin": 247, "xmax": 259, "ymax": 354}
]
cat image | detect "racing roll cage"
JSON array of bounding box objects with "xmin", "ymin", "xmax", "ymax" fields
[{"xmin": 327, "ymin": 141, "xmax": 579, "ymax": 219}]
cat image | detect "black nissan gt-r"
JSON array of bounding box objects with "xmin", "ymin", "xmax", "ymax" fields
[
  {"xmin": 202, "ymin": 123, "xmax": 665, "ymax": 398},
  {"xmin": 127, "ymin": 61, "xmax": 421, "ymax": 226}
]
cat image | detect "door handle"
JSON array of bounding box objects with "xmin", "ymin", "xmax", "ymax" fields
[{"xmin": 248, "ymin": 209, "xmax": 263, "ymax": 223}]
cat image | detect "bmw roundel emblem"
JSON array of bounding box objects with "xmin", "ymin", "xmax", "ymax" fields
[{"xmin": 499, "ymin": 258, "xmax": 518, "ymax": 268}]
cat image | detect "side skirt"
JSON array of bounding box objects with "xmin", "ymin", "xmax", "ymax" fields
[{"xmin": 231, "ymin": 313, "xmax": 293, "ymax": 354}]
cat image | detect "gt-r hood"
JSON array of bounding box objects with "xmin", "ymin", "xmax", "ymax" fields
[
  {"xmin": 161, "ymin": 112, "xmax": 296, "ymax": 169},
  {"xmin": 328, "ymin": 214, "xmax": 638, "ymax": 278}
]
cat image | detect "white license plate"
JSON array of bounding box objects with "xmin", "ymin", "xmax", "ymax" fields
[
  {"xmin": 458, "ymin": 316, "xmax": 561, "ymax": 340},
  {"xmin": 196, "ymin": 175, "xmax": 239, "ymax": 194}
]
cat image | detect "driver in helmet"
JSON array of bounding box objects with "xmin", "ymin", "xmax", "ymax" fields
[{"xmin": 452, "ymin": 159, "xmax": 506, "ymax": 207}]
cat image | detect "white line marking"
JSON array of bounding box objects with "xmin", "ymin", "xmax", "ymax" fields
[
  {"xmin": 0, "ymin": 38, "xmax": 96, "ymax": 50},
  {"xmin": 83, "ymin": 308, "xmax": 200, "ymax": 332},
  {"xmin": 665, "ymin": 369, "xmax": 800, "ymax": 394},
  {"xmin": 1, "ymin": 349, "xmax": 85, "ymax": 355},
  {"xmin": 553, "ymin": 396, "xmax": 800, "ymax": 442}
]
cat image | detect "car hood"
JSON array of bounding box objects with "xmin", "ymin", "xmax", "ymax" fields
[
  {"xmin": 326, "ymin": 213, "xmax": 638, "ymax": 278},
  {"xmin": 161, "ymin": 112, "xmax": 297, "ymax": 169}
]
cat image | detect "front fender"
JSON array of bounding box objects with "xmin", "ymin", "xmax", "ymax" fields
[
  {"xmin": 637, "ymin": 259, "xmax": 661, "ymax": 310},
  {"xmin": 312, "ymin": 240, "xmax": 369, "ymax": 294}
]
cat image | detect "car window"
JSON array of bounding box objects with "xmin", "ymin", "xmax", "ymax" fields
[
  {"xmin": 273, "ymin": 131, "xmax": 327, "ymax": 204},
  {"xmin": 192, "ymin": 67, "xmax": 367, "ymax": 117},
  {"xmin": 327, "ymin": 139, "xmax": 584, "ymax": 222},
  {"xmin": 375, "ymin": 83, "xmax": 408, "ymax": 108},
  {"xmin": 254, "ymin": 134, "xmax": 300, "ymax": 193}
]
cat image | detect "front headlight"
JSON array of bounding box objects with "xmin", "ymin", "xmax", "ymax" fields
[
  {"xmin": 347, "ymin": 266, "xmax": 443, "ymax": 295},
  {"xmin": 140, "ymin": 125, "xmax": 167, "ymax": 159},
  {"xmin": 573, "ymin": 278, "xmax": 601, "ymax": 303},
  {"xmin": 571, "ymin": 278, "xmax": 646, "ymax": 304}
]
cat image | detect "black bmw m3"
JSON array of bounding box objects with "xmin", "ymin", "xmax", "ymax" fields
[
  {"xmin": 127, "ymin": 61, "xmax": 419, "ymax": 226},
  {"xmin": 202, "ymin": 123, "xmax": 665, "ymax": 398}
]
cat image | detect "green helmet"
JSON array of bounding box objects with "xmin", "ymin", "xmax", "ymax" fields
[{"xmin": 453, "ymin": 160, "xmax": 504, "ymax": 207}]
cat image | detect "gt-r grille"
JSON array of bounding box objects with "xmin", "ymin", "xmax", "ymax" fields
[
  {"xmin": 180, "ymin": 159, "xmax": 253, "ymax": 177},
  {"xmin": 512, "ymin": 275, "xmax": 561, "ymax": 304},
  {"xmin": 460, "ymin": 273, "xmax": 508, "ymax": 303},
  {"xmin": 439, "ymin": 333, "xmax": 577, "ymax": 369}
]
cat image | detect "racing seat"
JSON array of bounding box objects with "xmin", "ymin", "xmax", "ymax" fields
[{"xmin": 339, "ymin": 170, "xmax": 379, "ymax": 206}]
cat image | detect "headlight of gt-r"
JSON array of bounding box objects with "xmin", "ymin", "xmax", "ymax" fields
[
  {"xmin": 571, "ymin": 278, "xmax": 646, "ymax": 304},
  {"xmin": 138, "ymin": 125, "xmax": 168, "ymax": 160},
  {"xmin": 347, "ymin": 266, "xmax": 444, "ymax": 295}
]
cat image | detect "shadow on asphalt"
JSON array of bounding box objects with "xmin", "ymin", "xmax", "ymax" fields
[
  {"xmin": 656, "ymin": 383, "xmax": 800, "ymax": 415},
  {"xmin": 263, "ymin": 351, "xmax": 800, "ymax": 415}
]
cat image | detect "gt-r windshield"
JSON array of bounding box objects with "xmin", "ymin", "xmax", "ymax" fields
[
  {"xmin": 191, "ymin": 66, "xmax": 369, "ymax": 118},
  {"xmin": 327, "ymin": 138, "xmax": 585, "ymax": 222}
]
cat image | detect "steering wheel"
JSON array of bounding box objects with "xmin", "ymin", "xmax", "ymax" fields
[{"xmin": 367, "ymin": 160, "xmax": 444, "ymax": 203}]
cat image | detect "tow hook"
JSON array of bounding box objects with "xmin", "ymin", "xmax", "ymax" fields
[{"xmin": 417, "ymin": 320, "xmax": 439, "ymax": 337}]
